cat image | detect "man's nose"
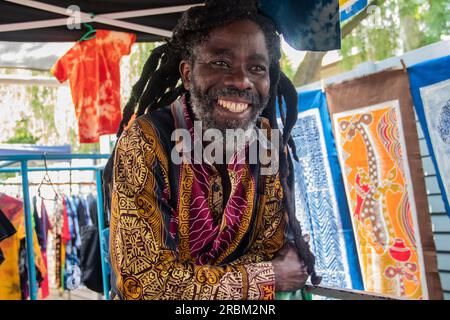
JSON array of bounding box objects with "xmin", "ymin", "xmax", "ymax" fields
[{"xmin": 224, "ymin": 67, "xmax": 253, "ymax": 91}]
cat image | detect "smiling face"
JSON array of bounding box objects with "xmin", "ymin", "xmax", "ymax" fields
[{"xmin": 180, "ymin": 20, "xmax": 271, "ymax": 133}]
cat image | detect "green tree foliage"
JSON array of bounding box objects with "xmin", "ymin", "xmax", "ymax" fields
[
  {"xmin": 340, "ymin": 0, "xmax": 449, "ymax": 71},
  {"xmin": 5, "ymin": 117, "xmax": 39, "ymax": 144},
  {"xmin": 280, "ymin": 51, "xmax": 295, "ymax": 81}
]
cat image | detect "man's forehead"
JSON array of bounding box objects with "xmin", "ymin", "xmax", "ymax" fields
[{"xmin": 197, "ymin": 20, "xmax": 269, "ymax": 58}]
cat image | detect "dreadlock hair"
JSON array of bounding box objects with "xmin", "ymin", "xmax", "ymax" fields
[{"xmin": 109, "ymin": 0, "xmax": 321, "ymax": 286}]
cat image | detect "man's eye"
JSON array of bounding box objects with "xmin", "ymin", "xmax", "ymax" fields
[
  {"xmin": 211, "ymin": 61, "xmax": 230, "ymax": 68},
  {"xmin": 250, "ymin": 65, "xmax": 267, "ymax": 74}
]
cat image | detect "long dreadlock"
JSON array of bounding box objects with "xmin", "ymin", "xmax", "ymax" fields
[{"xmin": 105, "ymin": 0, "xmax": 321, "ymax": 286}]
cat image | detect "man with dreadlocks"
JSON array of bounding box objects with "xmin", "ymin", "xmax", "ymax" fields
[{"xmin": 105, "ymin": 0, "xmax": 323, "ymax": 300}]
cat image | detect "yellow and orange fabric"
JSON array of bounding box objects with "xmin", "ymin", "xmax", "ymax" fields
[{"xmin": 0, "ymin": 193, "xmax": 46, "ymax": 300}]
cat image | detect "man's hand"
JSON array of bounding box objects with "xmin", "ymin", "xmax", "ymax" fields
[{"xmin": 272, "ymin": 242, "xmax": 309, "ymax": 292}]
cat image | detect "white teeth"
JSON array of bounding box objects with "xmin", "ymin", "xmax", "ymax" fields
[{"xmin": 218, "ymin": 99, "xmax": 248, "ymax": 113}]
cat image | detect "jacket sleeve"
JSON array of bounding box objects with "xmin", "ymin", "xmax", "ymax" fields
[{"xmin": 109, "ymin": 118, "xmax": 286, "ymax": 300}]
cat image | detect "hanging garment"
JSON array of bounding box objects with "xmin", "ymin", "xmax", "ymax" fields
[
  {"xmin": 51, "ymin": 30, "xmax": 136, "ymax": 143},
  {"xmin": 325, "ymin": 69, "xmax": 443, "ymax": 299},
  {"xmin": 52, "ymin": 196, "xmax": 71, "ymax": 290},
  {"xmin": 64, "ymin": 196, "xmax": 82, "ymax": 290},
  {"xmin": 109, "ymin": 95, "xmax": 287, "ymax": 300},
  {"xmin": 36, "ymin": 199, "xmax": 52, "ymax": 299},
  {"xmin": 31, "ymin": 196, "xmax": 50, "ymax": 299},
  {"xmin": 0, "ymin": 208, "xmax": 16, "ymax": 266},
  {"xmin": 60, "ymin": 197, "xmax": 71, "ymax": 290},
  {"xmin": 79, "ymin": 194, "xmax": 103, "ymax": 293},
  {"xmin": 259, "ymin": 0, "xmax": 341, "ymax": 51},
  {"xmin": 0, "ymin": 193, "xmax": 46, "ymax": 300},
  {"xmin": 18, "ymin": 238, "xmax": 44, "ymax": 300},
  {"xmin": 52, "ymin": 198, "xmax": 63, "ymax": 289},
  {"xmin": 80, "ymin": 222, "xmax": 103, "ymax": 293},
  {"xmin": 75, "ymin": 195, "xmax": 92, "ymax": 230}
]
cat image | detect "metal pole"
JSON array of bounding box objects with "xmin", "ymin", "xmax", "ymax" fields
[
  {"xmin": 0, "ymin": 160, "xmax": 18, "ymax": 169},
  {"xmin": 0, "ymin": 166, "xmax": 105, "ymax": 173},
  {"xmin": 20, "ymin": 160, "xmax": 38, "ymax": 300},
  {"xmin": 95, "ymin": 169, "xmax": 110, "ymax": 300}
]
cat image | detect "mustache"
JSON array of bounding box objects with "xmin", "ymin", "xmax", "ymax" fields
[{"xmin": 204, "ymin": 87, "xmax": 261, "ymax": 105}]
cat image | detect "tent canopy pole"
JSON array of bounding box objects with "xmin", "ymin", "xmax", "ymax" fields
[{"xmin": 1, "ymin": 0, "xmax": 204, "ymax": 36}]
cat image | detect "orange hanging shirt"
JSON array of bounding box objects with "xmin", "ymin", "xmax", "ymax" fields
[{"xmin": 51, "ymin": 30, "xmax": 136, "ymax": 143}]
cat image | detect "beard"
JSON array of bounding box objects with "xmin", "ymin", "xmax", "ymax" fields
[{"xmin": 188, "ymin": 79, "xmax": 269, "ymax": 135}]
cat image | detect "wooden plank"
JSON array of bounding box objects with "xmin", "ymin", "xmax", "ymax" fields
[
  {"xmin": 419, "ymin": 139, "xmax": 430, "ymax": 156},
  {"xmin": 432, "ymin": 216, "xmax": 450, "ymax": 233},
  {"xmin": 440, "ymin": 272, "xmax": 450, "ymax": 291},
  {"xmin": 437, "ymin": 253, "xmax": 450, "ymax": 271},
  {"xmin": 45, "ymin": 287, "xmax": 101, "ymax": 300},
  {"xmin": 428, "ymin": 195, "xmax": 446, "ymax": 213},
  {"xmin": 305, "ymin": 285, "xmax": 403, "ymax": 300},
  {"xmin": 416, "ymin": 124, "xmax": 425, "ymax": 139},
  {"xmin": 435, "ymin": 234, "xmax": 450, "ymax": 251},
  {"xmin": 425, "ymin": 177, "xmax": 442, "ymax": 195}
]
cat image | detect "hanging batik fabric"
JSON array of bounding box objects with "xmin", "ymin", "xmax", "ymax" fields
[
  {"xmin": 0, "ymin": 193, "xmax": 46, "ymax": 299},
  {"xmin": 408, "ymin": 55, "xmax": 450, "ymax": 217},
  {"xmin": 292, "ymin": 90, "xmax": 363, "ymax": 291},
  {"xmin": 325, "ymin": 69, "xmax": 442, "ymax": 299},
  {"xmin": 51, "ymin": 30, "xmax": 136, "ymax": 143},
  {"xmin": 64, "ymin": 196, "xmax": 82, "ymax": 290}
]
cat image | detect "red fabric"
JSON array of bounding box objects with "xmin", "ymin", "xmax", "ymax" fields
[
  {"xmin": 38, "ymin": 200, "xmax": 51, "ymax": 299},
  {"xmin": 51, "ymin": 30, "xmax": 136, "ymax": 143},
  {"xmin": 61, "ymin": 197, "xmax": 71, "ymax": 244},
  {"xmin": 39, "ymin": 251, "xmax": 49, "ymax": 299}
]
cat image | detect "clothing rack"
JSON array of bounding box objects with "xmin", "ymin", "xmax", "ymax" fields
[
  {"xmin": 0, "ymin": 181, "xmax": 96, "ymax": 186},
  {"xmin": 0, "ymin": 153, "xmax": 110, "ymax": 300}
]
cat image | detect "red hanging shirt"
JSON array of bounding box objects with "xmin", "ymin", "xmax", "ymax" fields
[{"xmin": 51, "ymin": 30, "xmax": 136, "ymax": 143}]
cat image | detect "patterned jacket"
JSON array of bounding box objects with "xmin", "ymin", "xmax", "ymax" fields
[{"xmin": 109, "ymin": 96, "xmax": 288, "ymax": 299}]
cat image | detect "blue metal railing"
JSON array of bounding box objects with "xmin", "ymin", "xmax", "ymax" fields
[{"xmin": 0, "ymin": 153, "xmax": 110, "ymax": 300}]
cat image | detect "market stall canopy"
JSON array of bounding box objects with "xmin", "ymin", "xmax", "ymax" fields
[
  {"xmin": 0, "ymin": 0, "xmax": 342, "ymax": 51},
  {"xmin": 0, "ymin": 0, "xmax": 204, "ymax": 43}
]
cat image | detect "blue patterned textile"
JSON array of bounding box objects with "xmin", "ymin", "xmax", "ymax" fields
[
  {"xmin": 292, "ymin": 90, "xmax": 363, "ymax": 289},
  {"xmin": 259, "ymin": 0, "xmax": 341, "ymax": 51},
  {"xmin": 408, "ymin": 55, "xmax": 450, "ymax": 217}
]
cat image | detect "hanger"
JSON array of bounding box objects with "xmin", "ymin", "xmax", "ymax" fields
[
  {"xmin": 79, "ymin": 22, "xmax": 97, "ymax": 41},
  {"xmin": 37, "ymin": 153, "xmax": 59, "ymax": 201}
]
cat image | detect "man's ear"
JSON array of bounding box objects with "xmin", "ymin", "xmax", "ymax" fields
[{"xmin": 179, "ymin": 60, "xmax": 191, "ymax": 90}]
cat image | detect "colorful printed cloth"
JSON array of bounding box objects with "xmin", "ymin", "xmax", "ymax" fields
[
  {"xmin": 292, "ymin": 90, "xmax": 363, "ymax": 290},
  {"xmin": 32, "ymin": 197, "xmax": 52, "ymax": 299},
  {"xmin": 110, "ymin": 95, "xmax": 287, "ymax": 300},
  {"xmin": 64, "ymin": 196, "xmax": 82, "ymax": 290},
  {"xmin": 339, "ymin": 0, "xmax": 368, "ymax": 22},
  {"xmin": 408, "ymin": 55, "xmax": 450, "ymax": 217},
  {"xmin": 0, "ymin": 193, "xmax": 46, "ymax": 300},
  {"xmin": 0, "ymin": 208, "xmax": 16, "ymax": 265},
  {"xmin": 51, "ymin": 30, "xmax": 136, "ymax": 143},
  {"xmin": 326, "ymin": 69, "xmax": 443, "ymax": 299}
]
